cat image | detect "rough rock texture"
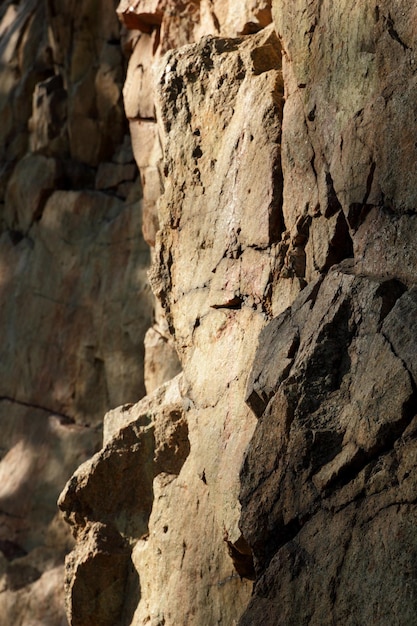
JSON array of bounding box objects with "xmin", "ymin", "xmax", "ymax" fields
[
  {"xmin": 60, "ymin": 0, "xmax": 417, "ymax": 624},
  {"xmin": 238, "ymin": 0, "xmax": 417, "ymax": 624},
  {"xmin": 59, "ymin": 13, "xmax": 291, "ymax": 623},
  {"xmin": 4, "ymin": 0, "xmax": 417, "ymax": 624},
  {"xmin": 0, "ymin": 1, "xmax": 152, "ymax": 623},
  {"xmin": 240, "ymin": 264, "xmax": 417, "ymax": 624}
]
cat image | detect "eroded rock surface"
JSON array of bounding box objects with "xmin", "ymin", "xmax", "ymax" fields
[
  {"xmin": 237, "ymin": 1, "xmax": 417, "ymax": 624},
  {"xmin": 60, "ymin": 19, "xmax": 290, "ymax": 624},
  {"xmin": 240, "ymin": 264, "xmax": 417, "ymax": 623},
  {"xmin": 0, "ymin": 1, "xmax": 152, "ymax": 623},
  {"xmin": 4, "ymin": 0, "xmax": 416, "ymax": 623}
]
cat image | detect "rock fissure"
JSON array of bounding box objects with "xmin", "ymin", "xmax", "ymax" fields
[{"xmin": 0, "ymin": 396, "xmax": 75, "ymax": 424}]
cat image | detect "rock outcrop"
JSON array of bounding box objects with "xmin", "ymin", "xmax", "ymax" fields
[
  {"xmin": 60, "ymin": 0, "xmax": 417, "ymax": 624},
  {"xmin": 0, "ymin": 1, "xmax": 152, "ymax": 623},
  {"xmin": 239, "ymin": 0, "xmax": 417, "ymax": 623},
  {"xmin": 59, "ymin": 13, "xmax": 286, "ymax": 625},
  {"xmin": 2, "ymin": 0, "xmax": 417, "ymax": 624}
]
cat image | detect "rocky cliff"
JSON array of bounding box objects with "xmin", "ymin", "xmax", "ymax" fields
[
  {"xmin": 0, "ymin": 1, "xmax": 152, "ymax": 623},
  {"xmin": 1, "ymin": 0, "xmax": 417, "ymax": 625}
]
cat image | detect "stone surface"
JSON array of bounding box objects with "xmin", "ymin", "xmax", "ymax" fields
[
  {"xmin": 58, "ymin": 375, "xmax": 189, "ymax": 624},
  {"xmin": 62, "ymin": 21, "xmax": 289, "ymax": 626},
  {"xmin": 2, "ymin": 0, "xmax": 417, "ymax": 623},
  {"xmin": 272, "ymin": 0, "xmax": 417, "ymax": 279},
  {"xmin": 0, "ymin": 1, "xmax": 153, "ymax": 624},
  {"xmin": 240, "ymin": 265, "xmax": 417, "ymax": 624},
  {"xmin": 236, "ymin": 1, "xmax": 417, "ymax": 623}
]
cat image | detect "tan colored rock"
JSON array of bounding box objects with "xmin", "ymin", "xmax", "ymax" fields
[
  {"xmin": 65, "ymin": 522, "xmax": 131, "ymax": 626},
  {"xmin": 198, "ymin": 0, "xmax": 272, "ymax": 37},
  {"xmin": 0, "ymin": 2, "xmax": 153, "ymax": 624},
  {"xmin": 0, "ymin": 400, "xmax": 100, "ymax": 626},
  {"xmin": 55, "ymin": 1, "xmax": 417, "ymax": 625},
  {"xmin": 59, "ymin": 375, "xmax": 189, "ymax": 622},
  {"xmin": 153, "ymin": 26, "xmax": 285, "ymax": 344},
  {"xmin": 117, "ymin": 0, "xmax": 166, "ymax": 32},
  {"xmin": 120, "ymin": 0, "xmax": 274, "ymax": 256},
  {"xmin": 0, "ymin": 564, "xmax": 68, "ymax": 626},
  {"xmin": 61, "ymin": 22, "xmax": 288, "ymax": 625},
  {"xmin": 123, "ymin": 32, "xmax": 159, "ymax": 121},
  {"xmin": 143, "ymin": 325, "xmax": 181, "ymax": 393},
  {"xmin": 95, "ymin": 162, "xmax": 137, "ymax": 191}
]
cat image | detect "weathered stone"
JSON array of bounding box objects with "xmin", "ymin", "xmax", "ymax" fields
[
  {"xmin": 3, "ymin": 0, "xmax": 416, "ymax": 623},
  {"xmin": 47, "ymin": 0, "xmax": 126, "ymax": 167},
  {"xmin": 0, "ymin": 400, "xmax": 100, "ymax": 625},
  {"xmin": 0, "ymin": 2, "xmax": 153, "ymax": 623},
  {"xmin": 29, "ymin": 74, "xmax": 68, "ymax": 155},
  {"xmin": 354, "ymin": 207, "xmax": 417, "ymax": 287},
  {"xmin": 123, "ymin": 32, "xmax": 159, "ymax": 121},
  {"xmin": 234, "ymin": 2, "xmax": 417, "ymax": 622},
  {"xmin": 0, "ymin": 190, "xmax": 152, "ymax": 425},
  {"xmin": 59, "ymin": 375, "xmax": 191, "ymax": 623},
  {"xmin": 64, "ymin": 522, "xmax": 131, "ymax": 626},
  {"xmin": 4, "ymin": 154, "xmax": 60, "ymax": 232},
  {"xmin": 61, "ymin": 22, "xmax": 287, "ymax": 626},
  {"xmin": 239, "ymin": 263, "xmax": 417, "ymax": 623},
  {"xmin": 0, "ymin": 0, "xmax": 52, "ymax": 172},
  {"xmin": 117, "ymin": 0, "xmax": 166, "ymax": 32},
  {"xmin": 153, "ymin": 26, "xmax": 285, "ymax": 348},
  {"xmin": 199, "ymin": 0, "xmax": 272, "ymax": 36},
  {"xmin": 272, "ymin": 0, "xmax": 417, "ymax": 276},
  {"xmin": 95, "ymin": 162, "xmax": 136, "ymax": 191},
  {"xmin": 143, "ymin": 325, "xmax": 182, "ymax": 394}
]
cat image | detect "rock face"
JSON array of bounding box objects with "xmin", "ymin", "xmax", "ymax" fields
[
  {"xmin": 238, "ymin": 0, "xmax": 417, "ymax": 624},
  {"xmin": 59, "ymin": 15, "xmax": 286, "ymax": 625},
  {"xmin": 240, "ymin": 265, "xmax": 417, "ymax": 624},
  {"xmin": 60, "ymin": 0, "xmax": 417, "ymax": 624},
  {"xmin": 0, "ymin": 1, "xmax": 152, "ymax": 623},
  {"xmin": 2, "ymin": 0, "xmax": 417, "ymax": 624}
]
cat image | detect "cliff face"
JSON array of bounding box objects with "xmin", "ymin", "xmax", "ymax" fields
[
  {"xmin": 0, "ymin": 1, "xmax": 152, "ymax": 624},
  {"xmin": 240, "ymin": 2, "xmax": 417, "ymax": 623},
  {"xmin": 60, "ymin": 1, "xmax": 417, "ymax": 625},
  {"xmin": 1, "ymin": 0, "xmax": 417, "ymax": 624}
]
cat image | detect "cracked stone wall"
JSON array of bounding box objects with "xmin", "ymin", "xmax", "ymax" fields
[
  {"xmin": 0, "ymin": 1, "xmax": 152, "ymax": 624},
  {"xmin": 2, "ymin": 0, "xmax": 417, "ymax": 624},
  {"xmin": 61, "ymin": 0, "xmax": 417, "ymax": 624},
  {"xmin": 239, "ymin": 1, "xmax": 417, "ymax": 624}
]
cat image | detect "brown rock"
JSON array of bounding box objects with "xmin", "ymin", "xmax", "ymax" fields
[
  {"xmin": 4, "ymin": 154, "xmax": 60, "ymax": 231},
  {"xmin": 117, "ymin": 0, "xmax": 166, "ymax": 32},
  {"xmin": 65, "ymin": 522, "xmax": 131, "ymax": 626},
  {"xmin": 59, "ymin": 375, "xmax": 191, "ymax": 622},
  {"xmin": 239, "ymin": 263, "xmax": 417, "ymax": 623},
  {"xmin": 29, "ymin": 74, "xmax": 68, "ymax": 155},
  {"xmin": 0, "ymin": 2, "xmax": 153, "ymax": 624},
  {"xmin": 0, "ymin": 190, "xmax": 152, "ymax": 424}
]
